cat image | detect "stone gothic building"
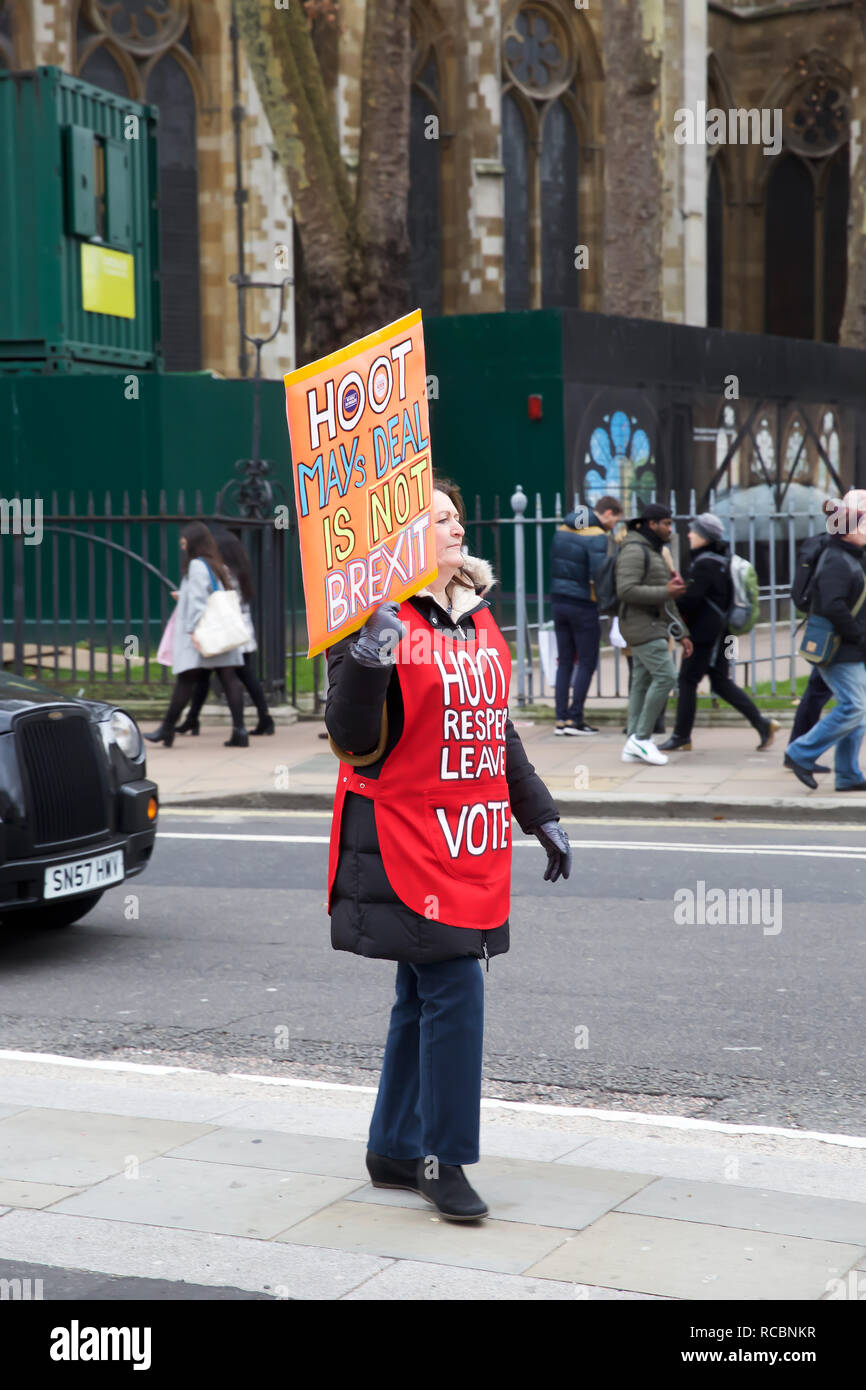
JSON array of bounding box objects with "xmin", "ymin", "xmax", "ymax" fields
[{"xmin": 0, "ymin": 0, "xmax": 861, "ymax": 386}]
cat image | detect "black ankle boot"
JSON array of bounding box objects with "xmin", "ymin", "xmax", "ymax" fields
[
  {"xmin": 365, "ymin": 1150, "xmax": 420, "ymax": 1193},
  {"xmin": 251, "ymin": 714, "xmax": 275, "ymax": 736},
  {"xmin": 224, "ymin": 727, "xmax": 249, "ymax": 747},
  {"xmin": 659, "ymin": 734, "xmax": 691, "ymax": 751},
  {"xmin": 144, "ymin": 723, "xmax": 175, "ymax": 748},
  {"xmin": 176, "ymin": 714, "xmax": 200, "ymax": 735},
  {"xmin": 416, "ymin": 1160, "xmax": 489, "ymax": 1221}
]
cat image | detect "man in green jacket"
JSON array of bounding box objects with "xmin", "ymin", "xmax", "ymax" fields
[{"xmin": 615, "ymin": 503, "xmax": 692, "ymax": 765}]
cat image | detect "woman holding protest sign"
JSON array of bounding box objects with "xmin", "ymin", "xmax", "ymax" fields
[{"xmin": 325, "ymin": 477, "xmax": 571, "ymax": 1222}]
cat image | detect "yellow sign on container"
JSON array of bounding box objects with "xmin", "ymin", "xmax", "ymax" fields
[{"xmin": 81, "ymin": 244, "xmax": 136, "ymax": 319}]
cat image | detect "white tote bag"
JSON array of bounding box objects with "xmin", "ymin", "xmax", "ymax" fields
[
  {"xmin": 193, "ymin": 565, "xmax": 249, "ymax": 658},
  {"xmin": 609, "ymin": 616, "xmax": 628, "ymax": 649}
]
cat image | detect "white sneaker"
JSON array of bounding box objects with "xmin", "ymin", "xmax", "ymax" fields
[{"xmin": 623, "ymin": 734, "xmax": 668, "ymax": 766}]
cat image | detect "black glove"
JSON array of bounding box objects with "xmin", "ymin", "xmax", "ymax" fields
[
  {"xmin": 350, "ymin": 602, "xmax": 406, "ymax": 668},
  {"xmin": 534, "ymin": 820, "xmax": 572, "ymax": 883}
]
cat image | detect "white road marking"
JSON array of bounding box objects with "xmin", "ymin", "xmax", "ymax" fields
[
  {"xmin": 155, "ymin": 831, "xmax": 866, "ymax": 860},
  {"xmin": 0, "ymin": 1049, "xmax": 864, "ymax": 1149},
  {"xmin": 158, "ymin": 808, "xmax": 866, "ymax": 832}
]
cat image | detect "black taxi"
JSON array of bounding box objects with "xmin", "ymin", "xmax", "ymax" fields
[{"xmin": 0, "ymin": 671, "xmax": 157, "ymax": 928}]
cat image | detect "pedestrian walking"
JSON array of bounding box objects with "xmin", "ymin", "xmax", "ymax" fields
[
  {"xmin": 783, "ymin": 531, "xmax": 834, "ymax": 773},
  {"xmin": 549, "ymin": 495, "xmax": 623, "ymax": 735},
  {"xmin": 787, "ymin": 492, "xmax": 866, "ymax": 791},
  {"xmin": 784, "ymin": 667, "xmax": 832, "ymax": 774},
  {"xmin": 660, "ymin": 513, "xmax": 780, "ymax": 752},
  {"xmin": 144, "ymin": 522, "xmax": 248, "ymax": 748},
  {"xmin": 174, "ymin": 532, "xmax": 275, "ymax": 737},
  {"xmin": 622, "ymin": 537, "xmax": 676, "ymax": 737},
  {"xmin": 325, "ymin": 476, "xmax": 571, "ymax": 1221},
  {"xmin": 615, "ymin": 502, "xmax": 692, "ymax": 765}
]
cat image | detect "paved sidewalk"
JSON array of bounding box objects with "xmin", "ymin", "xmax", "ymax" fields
[
  {"xmin": 0, "ymin": 1054, "xmax": 864, "ymax": 1301},
  {"xmin": 146, "ymin": 716, "xmax": 866, "ymax": 821}
]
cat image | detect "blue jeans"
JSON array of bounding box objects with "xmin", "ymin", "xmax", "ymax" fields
[
  {"xmin": 368, "ymin": 957, "xmax": 484, "ymax": 1166},
  {"xmin": 787, "ymin": 660, "xmax": 866, "ymax": 789},
  {"xmin": 552, "ymin": 600, "xmax": 600, "ymax": 722}
]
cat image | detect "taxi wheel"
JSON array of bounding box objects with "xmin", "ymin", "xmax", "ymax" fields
[{"xmin": 33, "ymin": 892, "xmax": 105, "ymax": 929}]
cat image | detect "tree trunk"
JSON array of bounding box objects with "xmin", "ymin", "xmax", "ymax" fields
[
  {"xmin": 234, "ymin": 0, "xmax": 411, "ymax": 362},
  {"xmin": 601, "ymin": 0, "xmax": 664, "ymax": 320},
  {"xmin": 839, "ymin": 0, "xmax": 866, "ymax": 349},
  {"xmin": 355, "ymin": 0, "xmax": 412, "ymax": 333}
]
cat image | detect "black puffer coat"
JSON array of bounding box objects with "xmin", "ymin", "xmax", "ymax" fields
[
  {"xmin": 811, "ymin": 536, "xmax": 866, "ymax": 662},
  {"xmin": 677, "ymin": 541, "xmax": 733, "ymax": 646},
  {"xmin": 325, "ymin": 558, "xmax": 560, "ymax": 966}
]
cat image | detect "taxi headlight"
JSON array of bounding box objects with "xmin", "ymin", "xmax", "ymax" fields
[{"xmin": 108, "ymin": 710, "xmax": 143, "ymax": 760}]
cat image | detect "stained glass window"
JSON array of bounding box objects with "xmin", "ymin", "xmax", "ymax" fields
[{"xmin": 582, "ymin": 411, "xmax": 655, "ymax": 512}]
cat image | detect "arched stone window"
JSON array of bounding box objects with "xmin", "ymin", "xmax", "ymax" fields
[
  {"xmin": 75, "ymin": 0, "xmax": 203, "ymax": 370},
  {"xmin": 409, "ymin": 5, "xmax": 444, "ymax": 317},
  {"xmin": 763, "ymin": 53, "xmax": 850, "ymax": 343},
  {"xmin": 502, "ymin": 1, "xmax": 593, "ymax": 311}
]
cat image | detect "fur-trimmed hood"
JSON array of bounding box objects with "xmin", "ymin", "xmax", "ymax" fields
[{"xmin": 414, "ymin": 553, "xmax": 496, "ymax": 622}]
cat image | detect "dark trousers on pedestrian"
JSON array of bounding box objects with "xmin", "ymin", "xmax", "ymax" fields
[
  {"xmin": 552, "ymin": 600, "xmax": 600, "ymax": 723},
  {"xmin": 368, "ymin": 956, "xmax": 484, "ymax": 1167},
  {"xmin": 185, "ymin": 652, "xmax": 269, "ymax": 724},
  {"xmin": 673, "ymin": 640, "xmax": 765, "ymax": 740},
  {"xmin": 788, "ymin": 666, "xmax": 832, "ymax": 743},
  {"xmin": 165, "ymin": 666, "xmax": 244, "ymax": 729}
]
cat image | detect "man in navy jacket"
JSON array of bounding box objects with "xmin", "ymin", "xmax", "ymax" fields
[{"xmin": 549, "ymin": 495, "xmax": 622, "ymax": 734}]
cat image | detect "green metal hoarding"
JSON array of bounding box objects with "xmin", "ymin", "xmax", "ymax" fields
[{"xmin": 0, "ymin": 66, "xmax": 160, "ymax": 373}]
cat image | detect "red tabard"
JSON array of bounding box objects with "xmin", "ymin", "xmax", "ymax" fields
[{"xmin": 328, "ymin": 602, "xmax": 513, "ymax": 930}]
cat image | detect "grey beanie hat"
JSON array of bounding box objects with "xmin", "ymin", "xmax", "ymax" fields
[{"xmin": 691, "ymin": 512, "xmax": 725, "ymax": 543}]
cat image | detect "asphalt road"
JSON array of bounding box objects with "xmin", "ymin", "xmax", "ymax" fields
[{"xmin": 0, "ymin": 809, "xmax": 864, "ymax": 1135}]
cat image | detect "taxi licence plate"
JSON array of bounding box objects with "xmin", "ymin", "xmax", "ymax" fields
[{"xmin": 43, "ymin": 850, "xmax": 124, "ymax": 900}]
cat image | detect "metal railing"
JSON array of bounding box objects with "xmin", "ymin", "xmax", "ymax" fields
[
  {"xmin": 0, "ymin": 490, "xmax": 292, "ymax": 703},
  {"xmin": 469, "ymin": 486, "xmax": 832, "ymax": 707}
]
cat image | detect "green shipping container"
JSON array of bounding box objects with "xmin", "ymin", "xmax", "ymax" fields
[{"xmin": 0, "ymin": 66, "xmax": 160, "ymax": 373}]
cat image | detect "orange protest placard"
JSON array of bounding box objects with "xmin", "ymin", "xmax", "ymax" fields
[{"xmin": 284, "ymin": 310, "xmax": 435, "ymax": 657}]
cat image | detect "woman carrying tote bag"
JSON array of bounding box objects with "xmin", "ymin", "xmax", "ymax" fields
[
  {"xmin": 144, "ymin": 521, "xmax": 249, "ymax": 748},
  {"xmin": 174, "ymin": 532, "xmax": 275, "ymax": 737}
]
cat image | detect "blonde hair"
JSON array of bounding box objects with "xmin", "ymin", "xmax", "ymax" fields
[{"xmin": 432, "ymin": 475, "xmax": 475, "ymax": 590}]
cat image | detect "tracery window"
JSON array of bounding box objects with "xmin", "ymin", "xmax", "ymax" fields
[
  {"xmin": 409, "ymin": 7, "xmax": 443, "ymax": 317},
  {"xmin": 75, "ymin": 0, "xmax": 203, "ymax": 371},
  {"xmin": 502, "ymin": 2, "xmax": 581, "ymax": 311},
  {"xmin": 764, "ymin": 55, "xmax": 850, "ymax": 343},
  {"xmin": 582, "ymin": 410, "xmax": 656, "ymax": 514}
]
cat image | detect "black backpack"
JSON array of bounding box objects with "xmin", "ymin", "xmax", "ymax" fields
[
  {"xmin": 592, "ymin": 535, "xmax": 620, "ymax": 615},
  {"xmin": 791, "ymin": 534, "xmax": 830, "ymax": 612},
  {"xmin": 596, "ymin": 537, "xmax": 651, "ymax": 615}
]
